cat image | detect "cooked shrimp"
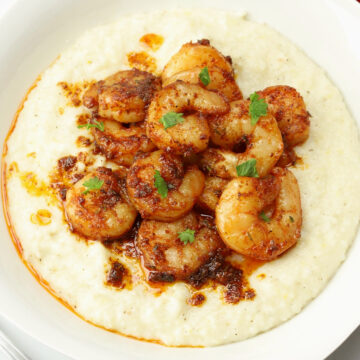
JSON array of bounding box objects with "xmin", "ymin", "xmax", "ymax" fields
[
  {"xmin": 126, "ymin": 150, "xmax": 205, "ymax": 221},
  {"xmin": 257, "ymin": 85, "xmax": 310, "ymax": 147},
  {"xmin": 196, "ymin": 176, "xmax": 229, "ymax": 213},
  {"xmin": 136, "ymin": 212, "xmax": 223, "ymax": 281},
  {"xmin": 163, "ymin": 66, "xmax": 242, "ymax": 102},
  {"xmin": 216, "ymin": 167, "xmax": 301, "ymax": 260},
  {"xmin": 83, "ymin": 69, "xmax": 161, "ymax": 123},
  {"xmin": 65, "ymin": 167, "xmax": 137, "ymax": 240},
  {"xmin": 92, "ymin": 118, "xmax": 155, "ymax": 166},
  {"xmin": 162, "ymin": 39, "xmax": 233, "ymax": 82},
  {"xmin": 202, "ymin": 100, "xmax": 283, "ymax": 178},
  {"xmin": 146, "ymin": 81, "xmax": 229, "ymax": 155}
]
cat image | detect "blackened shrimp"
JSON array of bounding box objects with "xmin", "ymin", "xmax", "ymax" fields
[
  {"xmin": 146, "ymin": 81, "xmax": 229, "ymax": 155},
  {"xmin": 163, "ymin": 66, "xmax": 242, "ymax": 102},
  {"xmin": 257, "ymin": 85, "xmax": 310, "ymax": 147},
  {"xmin": 64, "ymin": 167, "xmax": 137, "ymax": 240},
  {"xmin": 126, "ymin": 150, "xmax": 205, "ymax": 221},
  {"xmin": 92, "ymin": 118, "xmax": 155, "ymax": 166},
  {"xmin": 136, "ymin": 212, "xmax": 223, "ymax": 282},
  {"xmin": 83, "ymin": 69, "xmax": 161, "ymax": 123},
  {"xmin": 162, "ymin": 39, "xmax": 233, "ymax": 83},
  {"xmin": 216, "ymin": 167, "xmax": 302, "ymax": 260},
  {"xmin": 202, "ymin": 100, "xmax": 283, "ymax": 178}
]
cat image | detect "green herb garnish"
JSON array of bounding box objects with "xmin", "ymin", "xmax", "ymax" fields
[
  {"xmin": 247, "ymin": 232, "xmax": 253, "ymax": 241},
  {"xmin": 178, "ymin": 229, "xmax": 196, "ymax": 245},
  {"xmin": 78, "ymin": 119, "xmax": 105, "ymax": 132},
  {"xmin": 259, "ymin": 211, "xmax": 270, "ymax": 223},
  {"xmin": 82, "ymin": 176, "xmax": 104, "ymax": 195},
  {"xmin": 154, "ymin": 170, "xmax": 168, "ymax": 198},
  {"xmin": 159, "ymin": 112, "xmax": 184, "ymax": 130},
  {"xmin": 289, "ymin": 216, "xmax": 294, "ymax": 223},
  {"xmin": 199, "ymin": 66, "xmax": 210, "ymax": 86},
  {"xmin": 249, "ymin": 92, "xmax": 268, "ymax": 126},
  {"xmin": 236, "ymin": 159, "xmax": 259, "ymax": 178}
]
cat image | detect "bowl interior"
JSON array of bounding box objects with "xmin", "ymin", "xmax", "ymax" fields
[{"xmin": 0, "ymin": 0, "xmax": 359, "ymax": 359}]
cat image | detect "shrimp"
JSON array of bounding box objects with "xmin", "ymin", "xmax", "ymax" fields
[
  {"xmin": 163, "ymin": 66, "xmax": 242, "ymax": 102},
  {"xmin": 256, "ymin": 85, "xmax": 310, "ymax": 147},
  {"xmin": 196, "ymin": 176, "xmax": 229, "ymax": 213},
  {"xmin": 92, "ymin": 118, "xmax": 156, "ymax": 166},
  {"xmin": 146, "ymin": 80, "xmax": 229, "ymax": 155},
  {"xmin": 64, "ymin": 167, "xmax": 137, "ymax": 240},
  {"xmin": 136, "ymin": 212, "xmax": 224, "ymax": 281},
  {"xmin": 202, "ymin": 100, "xmax": 283, "ymax": 178},
  {"xmin": 126, "ymin": 150, "xmax": 205, "ymax": 221},
  {"xmin": 216, "ymin": 167, "xmax": 301, "ymax": 260},
  {"xmin": 162, "ymin": 39, "xmax": 233, "ymax": 82},
  {"xmin": 83, "ymin": 69, "xmax": 161, "ymax": 123}
]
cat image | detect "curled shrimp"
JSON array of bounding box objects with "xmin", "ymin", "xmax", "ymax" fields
[
  {"xmin": 201, "ymin": 100, "xmax": 283, "ymax": 178},
  {"xmin": 216, "ymin": 167, "xmax": 301, "ymax": 260},
  {"xmin": 92, "ymin": 118, "xmax": 155, "ymax": 166},
  {"xmin": 146, "ymin": 80, "xmax": 229, "ymax": 155},
  {"xmin": 126, "ymin": 150, "xmax": 205, "ymax": 221},
  {"xmin": 64, "ymin": 167, "xmax": 137, "ymax": 241},
  {"xmin": 163, "ymin": 66, "xmax": 242, "ymax": 102},
  {"xmin": 136, "ymin": 211, "xmax": 223, "ymax": 281},
  {"xmin": 162, "ymin": 39, "xmax": 233, "ymax": 83},
  {"xmin": 83, "ymin": 69, "xmax": 161, "ymax": 123},
  {"xmin": 196, "ymin": 176, "xmax": 229, "ymax": 213},
  {"xmin": 257, "ymin": 85, "xmax": 310, "ymax": 147}
]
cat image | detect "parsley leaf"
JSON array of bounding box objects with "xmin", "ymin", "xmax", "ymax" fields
[
  {"xmin": 259, "ymin": 211, "xmax": 270, "ymax": 223},
  {"xmin": 178, "ymin": 229, "xmax": 195, "ymax": 245},
  {"xmin": 82, "ymin": 177, "xmax": 104, "ymax": 195},
  {"xmin": 154, "ymin": 170, "xmax": 168, "ymax": 198},
  {"xmin": 249, "ymin": 92, "xmax": 268, "ymax": 126},
  {"xmin": 199, "ymin": 66, "xmax": 210, "ymax": 86},
  {"xmin": 289, "ymin": 215, "xmax": 294, "ymax": 223},
  {"xmin": 159, "ymin": 112, "xmax": 184, "ymax": 130},
  {"xmin": 78, "ymin": 119, "xmax": 105, "ymax": 132},
  {"xmin": 236, "ymin": 159, "xmax": 259, "ymax": 177}
]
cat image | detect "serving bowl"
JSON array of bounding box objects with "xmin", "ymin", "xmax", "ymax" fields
[{"xmin": 0, "ymin": 0, "xmax": 359, "ymax": 359}]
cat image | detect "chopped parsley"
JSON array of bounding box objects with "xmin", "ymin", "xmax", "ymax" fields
[
  {"xmin": 82, "ymin": 177, "xmax": 104, "ymax": 195},
  {"xmin": 159, "ymin": 112, "xmax": 184, "ymax": 130},
  {"xmin": 249, "ymin": 92, "xmax": 268, "ymax": 126},
  {"xmin": 199, "ymin": 66, "xmax": 210, "ymax": 86},
  {"xmin": 247, "ymin": 232, "xmax": 253, "ymax": 241},
  {"xmin": 289, "ymin": 215, "xmax": 294, "ymax": 223},
  {"xmin": 78, "ymin": 119, "xmax": 105, "ymax": 132},
  {"xmin": 236, "ymin": 159, "xmax": 259, "ymax": 178},
  {"xmin": 259, "ymin": 211, "xmax": 270, "ymax": 223},
  {"xmin": 154, "ymin": 170, "xmax": 168, "ymax": 198},
  {"xmin": 178, "ymin": 229, "xmax": 196, "ymax": 245}
]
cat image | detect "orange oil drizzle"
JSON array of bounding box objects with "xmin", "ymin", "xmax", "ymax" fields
[{"xmin": 139, "ymin": 33, "xmax": 164, "ymax": 51}]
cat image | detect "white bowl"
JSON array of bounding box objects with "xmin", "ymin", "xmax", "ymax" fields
[{"xmin": 1, "ymin": 0, "xmax": 359, "ymax": 359}]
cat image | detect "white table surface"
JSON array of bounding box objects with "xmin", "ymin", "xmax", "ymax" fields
[{"xmin": 0, "ymin": 0, "xmax": 359, "ymax": 359}]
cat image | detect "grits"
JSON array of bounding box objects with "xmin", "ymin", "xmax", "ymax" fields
[{"xmin": 3, "ymin": 9, "xmax": 360, "ymax": 346}]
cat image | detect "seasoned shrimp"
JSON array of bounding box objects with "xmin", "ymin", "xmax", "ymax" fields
[
  {"xmin": 136, "ymin": 212, "xmax": 224, "ymax": 281},
  {"xmin": 146, "ymin": 81, "xmax": 229, "ymax": 155},
  {"xmin": 126, "ymin": 150, "xmax": 204, "ymax": 221},
  {"xmin": 202, "ymin": 100, "xmax": 283, "ymax": 178},
  {"xmin": 162, "ymin": 39, "xmax": 233, "ymax": 82},
  {"xmin": 83, "ymin": 69, "xmax": 161, "ymax": 123},
  {"xmin": 92, "ymin": 118, "xmax": 155, "ymax": 166},
  {"xmin": 65, "ymin": 167, "xmax": 137, "ymax": 240},
  {"xmin": 257, "ymin": 85, "xmax": 310, "ymax": 147},
  {"xmin": 216, "ymin": 167, "xmax": 301, "ymax": 260},
  {"xmin": 163, "ymin": 66, "xmax": 242, "ymax": 102},
  {"xmin": 196, "ymin": 176, "xmax": 229, "ymax": 213}
]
